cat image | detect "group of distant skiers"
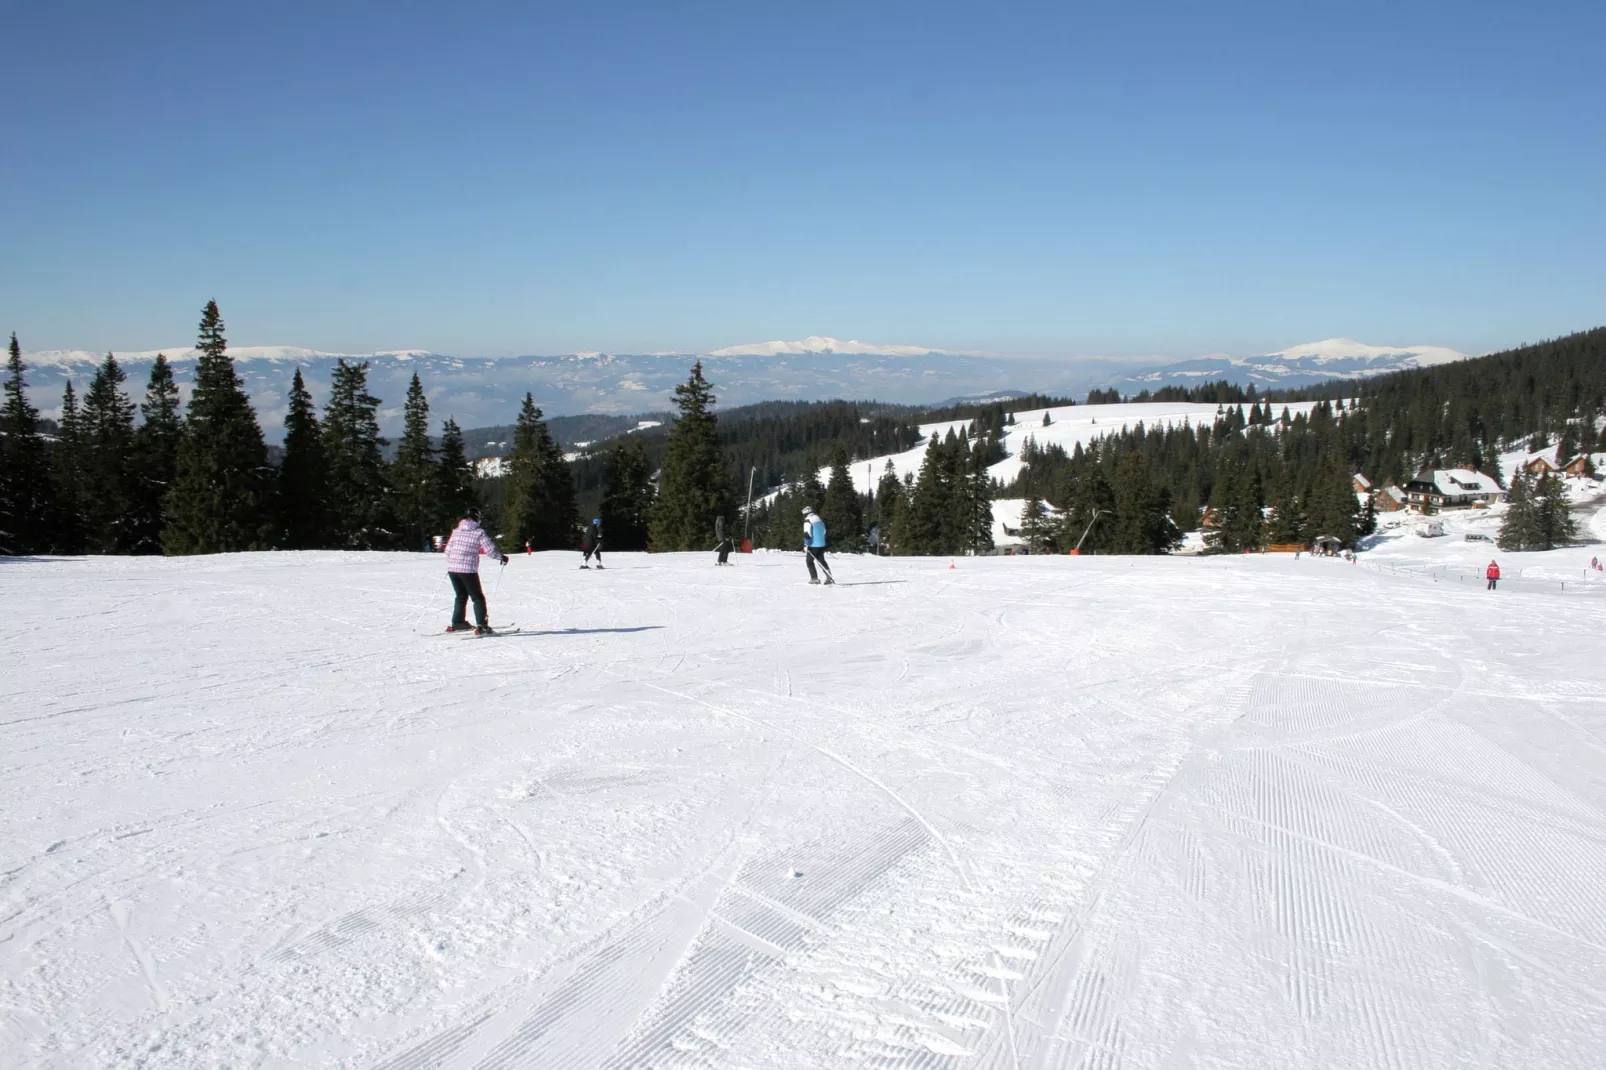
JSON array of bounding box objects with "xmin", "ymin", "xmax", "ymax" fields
[{"xmin": 443, "ymin": 504, "xmax": 839, "ymax": 632}]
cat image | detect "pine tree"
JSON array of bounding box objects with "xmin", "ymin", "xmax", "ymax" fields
[
  {"xmin": 164, "ymin": 301, "xmax": 274, "ymax": 554},
  {"xmin": 1062, "ymin": 466, "xmax": 1116, "ymax": 553},
  {"xmin": 903, "ymin": 433, "xmax": 953, "ymax": 554},
  {"xmin": 1020, "ymin": 494, "xmax": 1054, "ymax": 553},
  {"xmin": 322, "ymin": 359, "xmax": 392, "ymax": 549},
  {"xmin": 874, "ymin": 460, "xmax": 906, "ymax": 553},
  {"xmin": 820, "ymin": 443, "xmax": 865, "ymax": 552},
  {"xmin": 649, "ymin": 362, "xmax": 733, "ymax": 551},
  {"xmin": 278, "ymin": 368, "xmax": 329, "ymax": 549},
  {"xmin": 0, "ymin": 333, "xmax": 58, "ymax": 554},
  {"xmin": 80, "ymin": 353, "xmax": 138, "ymax": 552},
  {"xmin": 962, "ymin": 437, "xmax": 995, "ymax": 554},
  {"xmin": 435, "ymin": 418, "xmax": 479, "ymax": 528},
  {"xmin": 1498, "ymin": 470, "xmax": 1540, "ymax": 551},
  {"xmin": 599, "ymin": 438, "xmax": 654, "ymax": 551},
  {"xmin": 52, "ymin": 381, "xmax": 88, "ymax": 554},
  {"xmin": 1266, "ymin": 473, "xmax": 1305, "ymax": 545},
  {"xmin": 505, "ymin": 394, "xmax": 579, "ymax": 550},
  {"xmin": 1109, "ymin": 451, "xmax": 1175, "ymax": 554},
  {"xmin": 128, "ymin": 355, "xmax": 182, "ymax": 554},
  {"xmin": 390, "ymin": 373, "xmax": 438, "ymax": 552},
  {"xmin": 1533, "ymin": 472, "xmax": 1578, "ymax": 549}
]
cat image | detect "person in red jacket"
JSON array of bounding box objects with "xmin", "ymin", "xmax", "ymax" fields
[{"xmin": 1486, "ymin": 560, "xmax": 1500, "ymax": 591}]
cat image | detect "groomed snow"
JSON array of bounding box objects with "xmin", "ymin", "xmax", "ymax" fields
[{"xmin": 4, "ymin": 551, "xmax": 1606, "ymax": 1068}]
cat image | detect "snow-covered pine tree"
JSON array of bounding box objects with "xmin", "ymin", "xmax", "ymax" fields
[
  {"xmin": 52, "ymin": 381, "xmax": 88, "ymax": 554},
  {"xmin": 390, "ymin": 373, "xmax": 438, "ymax": 552},
  {"xmin": 278, "ymin": 368, "xmax": 329, "ymax": 549},
  {"xmin": 599, "ymin": 437, "xmax": 653, "ymax": 551},
  {"xmin": 505, "ymin": 394, "xmax": 578, "ymax": 551},
  {"xmin": 0, "ymin": 333, "xmax": 58, "ymax": 555},
  {"xmin": 128, "ymin": 354, "xmax": 182, "ymax": 554},
  {"xmin": 649, "ymin": 363, "xmax": 733, "ymax": 552},
  {"xmin": 164, "ymin": 302, "xmax": 274, "ymax": 554},
  {"xmin": 81, "ymin": 353, "xmax": 138, "ymax": 553}
]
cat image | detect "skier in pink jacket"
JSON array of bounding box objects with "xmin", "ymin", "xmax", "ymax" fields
[{"xmin": 443, "ymin": 511, "xmax": 507, "ymax": 634}]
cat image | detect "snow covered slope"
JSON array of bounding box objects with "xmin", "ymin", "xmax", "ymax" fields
[
  {"xmin": 4, "ymin": 552, "xmax": 1605, "ymax": 1067},
  {"xmin": 824, "ymin": 400, "xmax": 1332, "ymax": 495}
]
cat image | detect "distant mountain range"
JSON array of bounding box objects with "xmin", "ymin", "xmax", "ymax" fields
[
  {"xmin": 1113, "ymin": 338, "xmax": 1470, "ymax": 392},
  {"xmin": 20, "ymin": 336, "xmax": 1471, "ymax": 441}
]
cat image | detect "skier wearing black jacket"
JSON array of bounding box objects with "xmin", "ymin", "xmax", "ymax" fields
[{"xmin": 581, "ymin": 518, "xmax": 603, "ymax": 569}]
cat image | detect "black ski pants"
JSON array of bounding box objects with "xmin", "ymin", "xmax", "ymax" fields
[
  {"xmin": 583, "ymin": 545, "xmax": 602, "ymax": 565},
  {"xmin": 716, "ymin": 539, "xmax": 731, "ymax": 565},
  {"xmin": 449, "ymin": 571, "xmax": 488, "ymax": 627},
  {"xmin": 805, "ymin": 546, "xmax": 832, "ymax": 581},
  {"xmin": 1487, "ymin": 577, "xmax": 1497, "ymax": 590}
]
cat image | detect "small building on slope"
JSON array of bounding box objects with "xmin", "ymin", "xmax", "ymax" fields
[{"xmin": 1403, "ymin": 469, "xmax": 1503, "ymax": 509}]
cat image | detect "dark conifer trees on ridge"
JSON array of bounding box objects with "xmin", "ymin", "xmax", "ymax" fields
[
  {"xmin": 81, "ymin": 354, "xmax": 139, "ymax": 553},
  {"xmin": 599, "ymin": 438, "xmax": 654, "ymax": 551},
  {"xmin": 278, "ymin": 368, "xmax": 329, "ymax": 549},
  {"xmin": 163, "ymin": 302, "xmax": 274, "ymax": 554},
  {"xmin": 390, "ymin": 373, "xmax": 438, "ymax": 552},
  {"xmin": 504, "ymin": 394, "xmax": 578, "ymax": 551},
  {"xmin": 322, "ymin": 360, "xmax": 392, "ymax": 549},
  {"xmin": 650, "ymin": 362, "xmax": 734, "ymax": 552},
  {"xmin": 0, "ymin": 334, "xmax": 58, "ymax": 555}
]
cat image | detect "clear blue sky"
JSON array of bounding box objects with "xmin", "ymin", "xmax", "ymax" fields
[{"xmin": 5, "ymin": 1, "xmax": 1603, "ymax": 358}]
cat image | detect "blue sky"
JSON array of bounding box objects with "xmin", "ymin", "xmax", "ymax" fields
[{"xmin": 5, "ymin": 1, "xmax": 1603, "ymax": 359}]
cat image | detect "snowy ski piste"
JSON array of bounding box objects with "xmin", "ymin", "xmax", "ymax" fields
[{"xmin": 4, "ymin": 550, "xmax": 1605, "ymax": 1068}]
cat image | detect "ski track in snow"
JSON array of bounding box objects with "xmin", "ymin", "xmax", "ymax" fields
[{"xmin": 2, "ymin": 550, "xmax": 1605, "ymax": 1067}]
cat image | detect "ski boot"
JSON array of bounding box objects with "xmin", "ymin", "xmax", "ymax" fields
[{"xmin": 446, "ymin": 622, "xmax": 471, "ymax": 633}]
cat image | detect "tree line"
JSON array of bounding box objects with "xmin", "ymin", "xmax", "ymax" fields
[
  {"xmin": 1, "ymin": 305, "xmax": 741, "ymax": 558},
  {"xmin": 4, "ymin": 303, "xmax": 483, "ymax": 555}
]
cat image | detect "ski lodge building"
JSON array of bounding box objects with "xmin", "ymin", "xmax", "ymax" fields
[{"xmin": 1402, "ymin": 469, "xmax": 1504, "ymax": 510}]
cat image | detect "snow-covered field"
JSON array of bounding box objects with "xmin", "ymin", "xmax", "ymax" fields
[{"xmin": 4, "ymin": 551, "xmax": 1606, "ymax": 1068}]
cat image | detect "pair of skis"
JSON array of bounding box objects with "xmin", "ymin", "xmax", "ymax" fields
[{"xmin": 441, "ymin": 624, "xmax": 520, "ymax": 639}]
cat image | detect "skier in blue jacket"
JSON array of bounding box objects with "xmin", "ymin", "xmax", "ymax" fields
[{"xmin": 803, "ymin": 507, "xmax": 834, "ymax": 585}]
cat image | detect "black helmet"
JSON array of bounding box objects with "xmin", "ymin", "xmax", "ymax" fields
[{"xmin": 464, "ymin": 506, "xmax": 481, "ymax": 523}]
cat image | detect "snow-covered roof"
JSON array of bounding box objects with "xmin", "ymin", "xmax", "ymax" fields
[
  {"xmin": 1432, "ymin": 469, "xmax": 1500, "ymax": 495},
  {"xmin": 1352, "ymin": 473, "xmax": 1372, "ymax": 490}
]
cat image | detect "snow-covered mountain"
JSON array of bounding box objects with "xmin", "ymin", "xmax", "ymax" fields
[
  {"xmin": 1117, "ymin": 338, "xmax": 1471, "ymax": 391},
  {"xmin": 708, "ymin": 336, "xmax": 965, "ymax": 358},
  {"xmin": 17, "ymin": 336, "xmax": 1471, "ymax": 438},
  {"xmin": 17, "ymin": 346, "xmax": 1126, "ymax": 438}
]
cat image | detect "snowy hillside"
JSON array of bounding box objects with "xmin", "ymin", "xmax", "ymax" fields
[
  {"xmin": 4, "ymin": 551, "xmax": 1605, "ymax": 1067},
  {"xmin": 814, "ymin": 399, "xmax": 1333, "ymax": 496}
]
